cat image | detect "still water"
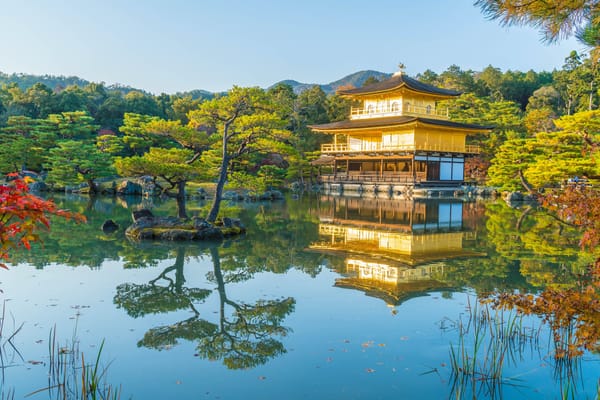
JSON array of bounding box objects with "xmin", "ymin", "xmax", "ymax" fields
[{"xmin": 1, "ymin": 194, "xmax": 599, "ymax": 399}]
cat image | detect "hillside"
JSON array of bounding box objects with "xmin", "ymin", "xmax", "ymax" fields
[
  {"xmin": 271, "ymin": 70, "xmax": 391, "ymax": 94},
  {"xmin": 0, "ymin": 71, "xmax": 147, "ymax": 95},
  {"xmin": 1, "ymin": 69, "xmax": 392, "ymax": 97}
]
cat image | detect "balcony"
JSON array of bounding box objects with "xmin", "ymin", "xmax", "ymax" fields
[
  {"xmin": 350, "ymin": 104, "xmax": 449, "ymax": 120},
  {"xmin": 321, "ymin": 143, "xmax": 480, "ymax": 154}
]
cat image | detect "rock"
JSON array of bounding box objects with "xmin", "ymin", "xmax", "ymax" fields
[
  {"xmin": 290, "ymin": 182, "xmax": 302, "ymax": 192},
  {"xmin": 196, "ymin": 187, "xmax": 208, "ymax": 199},
  {"xmin": 192, "ymin": 217, "xmax": 212, "ymax": 230},
  {"xmin": 504, "ymin": 191, "xmax": 523, "ymax": 202},
  {"xmin": 270, "ymin": 190, "xmax": 284, "ymax": 199},
  {"xmin": 258, "ymin": 190, "xmax": 284, "ymax": 201},
  {"xmin": 101, "ymin": 219, "xmax": 119, "ymax": 233},
  {"xmin": 223, "ymin": 191, "xmax": 243, "ymax": 201},
  {"xmin": 117, "ymin": 180, "xmax": 143, "ymax": 196},
  {"xmin": 125, "ymin": 214, "xmax": 244, "ymax": 241},
  {"xmin": 28, "ymin": 181, "xmax": 48, "ymax": 192},
  {"xmin": 137, "ymin": 176, "xmax": 157, "ymax": 197},
  {"xmin": 222, "ymin": 217, "xmax": 245, "ymax": 229},
  {"xmin": 132, "ymin": 209, "xmax": 154, "ymax": 222}
]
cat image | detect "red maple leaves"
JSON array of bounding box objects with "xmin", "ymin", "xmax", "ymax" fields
[{"xmin": 0, "ymin": 175, "xmax": 85, "ymax": 269}]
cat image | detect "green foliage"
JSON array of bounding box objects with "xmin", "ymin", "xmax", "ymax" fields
[
  {"xmin": 48, "ymin": 110, "xmax": 98, "ymax": 140},
  {"xmin": 487, "ymin": 138, "xmax": 537, "ymax": 191},
  {"xmin": 488, "ymin": 109, "xmax": 600, "ymax": 191},
  {"xmin": 115, "ymin": 147, "xmax": 199, "ymax": 185},
  {"xmin": 188, "ymin": 86, "xmax": 293, "ymax": 222},
  {"xmin": 46, "ymin": 140, "xmax": 115, "ymax": 191}
]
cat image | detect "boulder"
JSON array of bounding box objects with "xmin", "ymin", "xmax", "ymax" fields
[
  {"xmin": 132, "ymin": 209, "xmax": 154, "ymax": 222},
  {"xmin": 196, "ymin": 187, "xmax": 208, "ymax": 199},
  {"xmin": 125, "ymin": 214, "xmax": 245, "ymax": 241},
  {"xmin": 504, "ymin": 191, "xmax": 523, "ymax": 202},
  {"xmin": 222, "ymin": 217, "xmax": 245, "ymax": 229},
  {"xmin": 259, "ymin": 190, "xmax": 284, "ymax": 200},
  {"xmin": 117, "ymin": 180, "xmax": 143, "ymax": 196},
  {"xmin": 28, "ymin": 181, "xmax": 48, "ymax": 192},
  {"xmin": 101, "ymin": 219, "xmax": 119, "ymax": 233},
  {"xmin": 223, "ymin": 191, "xmax": 244, "ymax": 201}
]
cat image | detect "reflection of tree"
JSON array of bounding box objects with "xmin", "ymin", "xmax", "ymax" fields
[
  {"xmin": 196, "ymin": 246, "xmax": 295, "ymax": 369},
  {"xmin": 484, "ymin": 202, "xmax": 590, "ymax": 288},
  {"xmin": 114, "ymin": 247, "xmax": 211, "ymax": 318},
  {"xmin": 115, "ymin": 244, "xmax": 295, "ymax": 370}
]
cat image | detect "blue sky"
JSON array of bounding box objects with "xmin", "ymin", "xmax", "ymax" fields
[{"xmin": 0, "ymin": 0, "xmax": 583, "ymax": 94}]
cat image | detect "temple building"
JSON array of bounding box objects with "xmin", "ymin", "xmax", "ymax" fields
[
  {"xmin": 310, "ymin": 69, "xmax": 491, "ymax": 195},
  {"xmin": 308, "ymin": 196, "xmax": 485, "ymax": 305}
]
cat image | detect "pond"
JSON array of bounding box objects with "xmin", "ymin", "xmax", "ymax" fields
[{"xmin": 1, "ymin": 194, "xmax": 599, "ymax": 399}]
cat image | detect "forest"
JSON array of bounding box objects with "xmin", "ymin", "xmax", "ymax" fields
[{"xmin": 0, "ymin": 48, "xmax": 598, "ymax": 201}]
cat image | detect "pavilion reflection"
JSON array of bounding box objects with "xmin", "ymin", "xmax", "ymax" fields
[{"xmin": 310, "ymin": 196, "xmax": 484, "ymax": 305}]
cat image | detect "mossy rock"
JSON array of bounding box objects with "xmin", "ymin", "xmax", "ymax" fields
[{"xmin": 125, "ymin": 213, "xmax": 245, "ymax": 241}]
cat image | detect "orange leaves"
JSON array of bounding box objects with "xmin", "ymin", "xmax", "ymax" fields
[
  {"xmin": 541, "ymin": 186, "xmax": 600, "ymax": 249},
  {"xmin": 0, "ymin": 178, "xmax": 85, "ymax": 268},
  {"xmin": 490, "ymin": 261, "xmax": 600, "ymax": 359}
]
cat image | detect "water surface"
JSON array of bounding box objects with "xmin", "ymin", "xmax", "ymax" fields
[{"xmin": 1, "ymin": 194, "xmax": 598, "ymax": 399}]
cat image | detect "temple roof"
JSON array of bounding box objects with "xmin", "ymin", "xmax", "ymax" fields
[
  {"xmin": 309, "ymin": 116, "xmax": 492, "ymax": 132},
  {"xmin": 338, "ymin": 74, "xmax": 460, "ymax": 98}
]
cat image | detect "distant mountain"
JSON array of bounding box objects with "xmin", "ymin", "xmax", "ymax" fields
[
  {"xmin": 271, "ymin": 70, "xmax": 392, "ymax": 94},
  {"xmin": 0, "ymin": 71, "xmax": 152, "ymax": 95},
  {"xmin": 0, "ymin": 71, "xmax": 90, "ymax": 91},
  {"xmin": 0, "ymin": 69, "xmax": 392, "ymax": 97}
]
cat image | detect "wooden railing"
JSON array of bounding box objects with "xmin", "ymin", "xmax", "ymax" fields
[
  {"xmin": 319, "ymin": 173, "xmax": 426, "ymax": 184},
  {"xmin": 321, "ymin": 143, "xmax": 480, "ymax": 154},
  {"xmin": 350, "ymin": 104, "xmax": 449, "ymax": 120}
]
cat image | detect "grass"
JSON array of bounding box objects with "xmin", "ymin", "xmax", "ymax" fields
[
  {"xmin": 446, "ymin": 298, "xmax": 541, "ymax": 399},
  {"xmin": 27, "ymin": 325, "xmax": 121, "ymax": 400}
]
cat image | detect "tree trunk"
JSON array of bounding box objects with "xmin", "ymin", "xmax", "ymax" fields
[
  {"xmin": 209, "ymin": 246, "xmax": 227, "ymax": 332},
  {"xmin": 207, "ymin": 132, "xmax": 230, "ymax": 223},
  {"xmin": 87, "ymin": 179, "xmax": 98, "ymax": 195},
  {"xmin": 175, "ymin": 180, "xmax": 188, "ymax": 219},
  {"xmin": 517, "ymin": 169, "xmax": 535, "ymax": 194}
]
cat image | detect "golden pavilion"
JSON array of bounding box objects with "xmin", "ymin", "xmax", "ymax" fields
[
  {"xmin": 309, "ymin": 196, "xmax": 484, "ymax": 305},
  {"xmin": 310, "ymin": 69, "xmax": 490, "ymax": 195}
]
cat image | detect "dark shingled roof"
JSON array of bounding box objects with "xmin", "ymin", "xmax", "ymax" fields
[
  {"xmin": 309, "ymin": 116, "xmax": 492, "ymax": 132},
  {"xmin": 338, "ymin": 74, "xmax": 460, "ymax": 97}
]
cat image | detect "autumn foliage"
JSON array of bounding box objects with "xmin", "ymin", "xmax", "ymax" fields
[
  {"xmin": 488, "ymin": 186, "xmax": 600, "ymax": 358},
  {"xmin": 0, "ymin": 176, "xmax": 85, "ymax": 269}
]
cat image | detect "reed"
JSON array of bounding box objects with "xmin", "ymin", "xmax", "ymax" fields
[
  {"xmin": 27, "ymin": 326, "xmax": 121, "ymax": 400},
  {"xmin": 447, "ymin": 297, "xmax": 541, "ymax": 399}
]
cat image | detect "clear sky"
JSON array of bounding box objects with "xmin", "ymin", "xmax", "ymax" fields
[{"xmin": 0, "ymin": 0, "xmax": 584, "ymax": 94}]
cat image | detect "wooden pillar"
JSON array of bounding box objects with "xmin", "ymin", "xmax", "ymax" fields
[
  {"xmin": 333, "ymin": 160, "xmax": 337, "ymax": 179},
  {"xmin": 380, "ymin": 159, "xmax": 383, "ymax": 180},
  {"xmin": 346, "ymin": 159, "xmax": 349, "ymax": 178},
  {"xmin": 411, "ymin": 154, "xmax": 416, "ymax": 185}
]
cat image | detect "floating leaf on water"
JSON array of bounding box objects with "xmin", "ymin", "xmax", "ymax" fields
[
  {"xmin": 399, "ymin": 336, "xmax": 409, "ymax": 341},
  {"xmin": 176, "ymin": 380, "xmax": 182, "ymax": 385},
  {"xmin": 326, "ymin": 357, "xmax": 333, "ymax": 362},
  {"xmin": 35, "ymin": 340, "xmax": 43, "ymax": 344},
  {"xmin": 258, "ymin": 376, "xmax": 267, "ymax": 380},
  {"xmin": 28, "ymin": 360, "xmax": 43, "ymax": 365},
  {"xmin": 365, "ymin": 368, "xmax": 375, "ymax": 373},
  {"xmin": 343, "ymin": 339, "xmax": 350, "ymax": 343},
  {"xmin": 440, "ymin": 362, "xmax": 446, "ymax": 367},
  {"xmin": 378, "ymin": 343, "xmax": 386, "ymax": 347}
]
